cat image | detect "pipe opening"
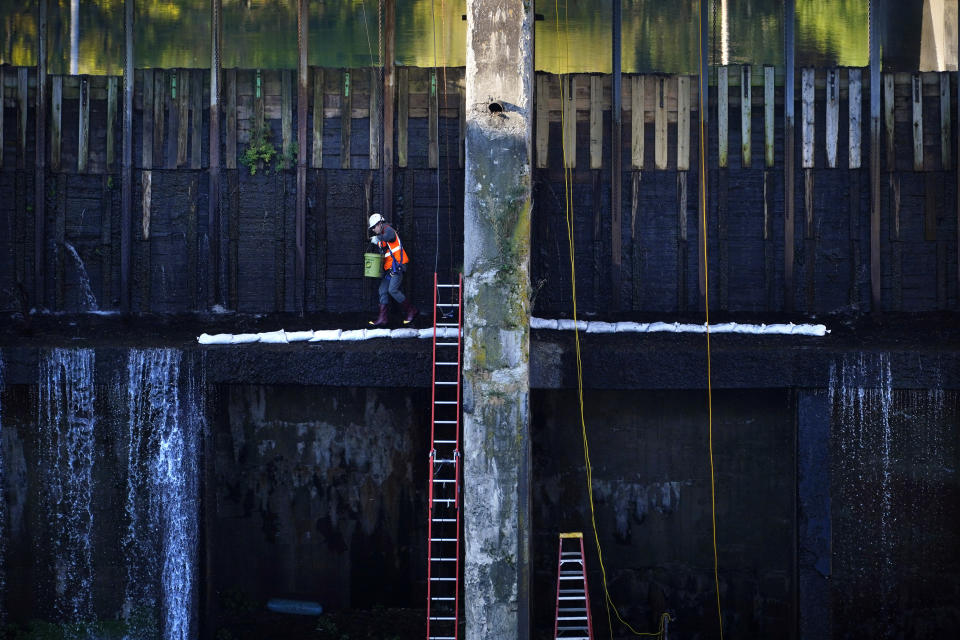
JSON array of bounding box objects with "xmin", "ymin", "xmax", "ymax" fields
[{"xmin": 488, "ymin": 102, "xmax": 503, "ymax": 114}]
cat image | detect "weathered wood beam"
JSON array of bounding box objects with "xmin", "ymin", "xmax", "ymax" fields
[
  {"xmin": 741, "ymin": 65, "xmax": 751, "ymax": 167},
  {"xmin": 535, "ymin": 74, "xmax": 549, "ymax": 168},
  {"xmin": 210, "ymin": 0, "xmax": 223, "ymax": 307},
  {"xmin": 677, "ymin": 76, "xmax": 690, "ymax": 171},
  {"xmin": 297, "ymin": 0, "xmax": 308, "ymax": 314},
  {"xmin": 282, "ymin": 69, "xmax": 293, "ymax": 162},
  {"xmin": 141, "ymin": 69, "xmax": 154, "ymax": 169},
  {"xmin": 398, "ymin": 67, "xmax": 408, "ymax": 167},
  {"xmin": 35, "ymin": 0, "xmax": 47, "ymax": 307},
  {"xmin": 311, "ymin": 68, "xmax": 323, "ymax": 167},
  {"xmin": 631, "ymin": 75, "xmax": 644, "ymax": 169},
  {"xmin": 911, "ymin": 73, "xmax": 923, "ymax": 171},
  {"xmin": 78, "ymin": 76, "xmax": 90, "ymax": 172},
  {"xmin": 654, "ymin": 76, "xmax": 667, "ymax": 170},
  {"xmin": 428, "ymin": 70, "xmax": 438, "ymax": 168},
  {"xmin": 369, "ymin": 68, "xmax": 381, "ymax": 169},
  {"xmin": 382, "ymin": 0, "xmax": 395, "ymax": 220},
  {"xmin": 883, "ymin": 73, "xmax": 895, "ymax": 170},
  {"xmin": 825, "ymin": 68, "xmax": 838, "ymax": 168},
  {"xmin": 612, "ymin": 0, "xmax": 622, "ymax": 309},
  {"xmin": 191, "ymin": 69, "xmax": 202, "ymax": 169},
  {"xmin": 764, "ymin": 65, "xmax": 775, "ymax": 168},
  {"xmin": 848, "ymin": 68, "xmax": 862, "ymax": 169},
  {"xmin": 107, "ymin": 76, "xmax": 118, "ymax": 170},
  {"xmin": 562, "ymin": 74, "xmax": 576, "ymax": 168},
  {"xmin": 870, "ymin": 1, "xmax": 882, "ymax": 312},
  {"xmin": 121, "ymin": 0, "xmax": 134, "ymax": 311},
  {"xmin": 17, "ymin": 68, "xmax": 28, "ymax": 169},
  {"xmin": 225, "ymin": 69, "xmax": 236, "ymax": 169},
  {"xmin": 801, "ymin": 68, "xmax": 815, "ymax": 169},
  {"xmin": 341, "ymin": 70, "xmax": 352, "ymax": 169},
  {"xmin": 590, "ymin": 75, "xmax": 602, "ymax": 169},
  {"xmin": 941, "ymin": 73, "xmax": 951, "ymax": 170},
  {"xmin": 718, "ymin": 66, "xmax": 728, "ymax": 168},
  {"xmin": 784, "ymin": 0, "xmax": 796, "ymax": 310},
  {"xmin": 51, "ymin": 76, "xmax": 62, "ymax": 171},
  {"xmin": 177, "ymin": 70, "xmax": 190, "ymax": 167}
]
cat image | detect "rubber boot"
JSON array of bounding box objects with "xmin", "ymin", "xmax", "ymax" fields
[
  {"xmin": 401, "ymin": 300, "xmax": 418, "ymax": 325},
  {"xmin": 369, "ymin": 304, "xmax": 389, "ymax": 327}
]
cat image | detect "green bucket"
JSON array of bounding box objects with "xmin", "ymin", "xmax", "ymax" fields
[{"xmin": 363, "ymin": 252, "xmax": 382, "ymax": 278}]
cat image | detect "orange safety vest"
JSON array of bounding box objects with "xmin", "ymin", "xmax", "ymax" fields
[{"xmin": 378, "ymin": 229, "xmax": 409, "ymax": 271}]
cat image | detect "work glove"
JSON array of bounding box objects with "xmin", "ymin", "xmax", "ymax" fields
[{"xmin": 370, "ymin": 236, "xmax": 379, "ymax": 245}]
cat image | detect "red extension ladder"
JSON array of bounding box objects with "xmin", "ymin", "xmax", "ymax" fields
[
  {"xmin": 426, "ymin": 273, "xmax": 463, "ymax": 640},
  {"xmin": 554, "ymin": 532, "xmax": 595, "ymax": 640}
]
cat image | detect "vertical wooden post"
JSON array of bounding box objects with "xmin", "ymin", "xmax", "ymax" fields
[
  {"xmin": 17, "ymin": 68, "xmax": 27, "ymax": 169},
  {"xmin": 51, "ymin": 76, "xmax": 62, "ymax": 171},
  {"xmin": 141, "ymin": 170, "xmax": 152, "ymax": 309},
  {"xmin": 677, "ymin": 77, "xmax": 690, "ymax": 171},
  {"xmin": 311, "ymin": 68, "xmax": 324, "ymax": 167},
  {"xmin": 428, "ymin": 70, "xmax": 438, "ymax": 168},
  {"xmin": 177, "ymin": 70, "xmax": 190, "ymax": 167},
  {"xmin": 142, "ymin": 69, "xmax": 154, "ymax": 168},
  {"xmin": 369, "ymin": 68, "xmax": 381, "ymax": 169},
  {"xmin": 210, "ymin": 0, "xmax": 223, "ymax": 307},
  {"xmin": 35, "ymin": 0, "xmax": 47, "ymax": 307},
  {"xmin": 153, "ymin": 70, "xmax": 166, "ymax": 168},
  {"xmin": 741, "ymin": 65, "xmax": 751, "ymax": 168},
  {"xmin": 718, "ymin": 66, "xmax": 728, "ymax": 168},
  {"xmin": 398, "ymin": 67, "xmax": 408, "ymax": 167},
  {"xmin": 869, "ymin": 0, "xmax": 882, "ymax": 312},
  {"xmin": 801, "ymin": 69, "xmax": 815, "ymax": 169},
  {"xmin": 589, "ymin": 75, "xmax": 603, "ymax": 169},
  {"xmin": 784, "ymin": 0, "xmax": 796, "ymax": 310},
  {"xmin": 562, "ymin": 75, "xmax": 576, "ymax": 168},
  {"xmin": 911, "ymin": 73, "xmax": 923, "ymax": 171},
  {"xmin": 535, "ymin": 74, "xmax": 549, "ymax": 168},
  {"xmin": 296, "ymin": 0, "xmax": 307, "ymax": 314},
  {"xmin": 654, "ymin": 76, "xmax": 667, "ymax": 170},
  {"xmin": 191, "ymin": 69, "xmax": 202, "ymax": 169},
  {"xmin": 224, "ymin": 69, "xmax": 236, "ymax": 169},
  {"xmin": 883, "ymin": 73, "xmax": 895, "ymax": 169},
  {"xmin": 941, "ymin": 73, "xmax": 952, "ymax": 170},
  {"xmin": 825, "ymin": 68, "xmax": 838, "ymax": 168},
  {"xmin": 282, "ymin": 69, "xmax": 293, "ymax": 162},
  {"xmin": 631, "ymin": 75, "xmax": 644, "ymax": 169},
  {"xmin": 382, "ymin": 0, "xmax": 395, "ymax": 220},
  {"xmin": 0, "ymin": 67, "xmax": 4, "ymax": 170},
  {"xmin": 78, "ymin": 76, "xmax": 90, "ymax": 172},
  {"xmin": 107, "ymin": 76, "xmax": 118, "ymax": 170},
  {"xmin": 848, "ymin": 68, "xmax": 862, "ymax": 169},
  {"xmin": 612, "ymin": 0, "xmax": 622, "ymax": 310},
  {"xmin": 698, "ymin": 0, "xmax": 710, "ymax": 304},
  {"xmin": 458, "ymin": 80, "xmax": 466, "ymax": 168},
  {"xmin": 764, "ymin": 66, "xmax": 775, "ymax": 167},
  {"xmin": 341, "ymin": 70, "xmax": 352, "ymax": 168},
  {"xmin": 101, "ymin": 174, "xmax": 113, "ymax": 305},
  {"xmin": 121, "ymin": 0, "xmax": 134, "ymax": 311}
]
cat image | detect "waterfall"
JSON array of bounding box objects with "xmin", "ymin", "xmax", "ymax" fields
[
  {"xmin": 124, "ymin": 349, "xmax": 198, "ymax": 640},
  {"xmin": 64, "ymin": 241, "xmax": 100, "ymax": 311},
  {"xmin": 38, "ymin": 348, "xmax": 96, "ymax": 623},
  {"xmin": 829, "ymin": 353, "xmax": 953, "ymax": 635}
]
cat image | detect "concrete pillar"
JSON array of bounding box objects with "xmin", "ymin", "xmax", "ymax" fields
[{"xmin": 462, "ymin": 1, "xmax": 533, "ymax": 639}]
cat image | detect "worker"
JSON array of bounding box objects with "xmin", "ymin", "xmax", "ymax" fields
[{"xmin": 368, "ymin": 213, "xmax": 417, "ymax": 326}]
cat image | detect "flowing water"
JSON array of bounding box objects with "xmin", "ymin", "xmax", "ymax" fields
[
  {"xmin": 64, "ymin": 241, "xmax": 100, "ymax": 312},
  {"xmin": 829, "ymin": 353, "xmax": 954, "ymax": 636},
  {"xmin": 38, "ymin": 348, "xmax": 96, "ymax": 624},
  {"xmin": 124, "ymin": 349, "xmax": 198, "ymax": 640}
]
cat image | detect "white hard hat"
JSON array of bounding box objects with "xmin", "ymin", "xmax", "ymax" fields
[{"xmin": 368, "ymin": 213, "xmax": 384, "ymax": 229}]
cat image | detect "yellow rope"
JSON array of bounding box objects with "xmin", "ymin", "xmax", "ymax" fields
[
  {"xmin": 554, "ymin": 2, "xmax": 668, "ymax": 637},
  {"xmin": 697, "ymin": 2, "xmax": 724, "ymax": 637}
]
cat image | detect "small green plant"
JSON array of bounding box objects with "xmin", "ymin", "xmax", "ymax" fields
[
  {"xmin": 240, "ymin": 124, "xmax": 277, "ymax": 176},
  {"xmin": 106, "ymin": 175, "xmax": 115, "ymax": 190},
  {"xmin": 275, "ymin": 140, "xmax": 298, "ymax": 172}
]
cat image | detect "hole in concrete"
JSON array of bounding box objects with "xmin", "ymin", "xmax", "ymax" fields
[{"xmin": 488, "ymin": 102, "xmax": 503, "ymax": 114}]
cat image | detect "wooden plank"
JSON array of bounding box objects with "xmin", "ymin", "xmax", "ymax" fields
[
  {"xmin": 764, "ymin": 66, "xmax": 775, "ymax": 167},
  {"xmin": 142, "ymin": 69, "xmax": 153, "ymax": 169},
  {"xmin": 54, "ymin": 174, "xmax": 66, "ymax": 309},
  {"xmin": 398, "ymin": 67, "xmax": 408, "ymax": 167},
  {"xmin": 805, "ymin": 169, "xmax": 815, "ymax": 309},
  {"xmin": 590, "ymin": 75, "xmax": 603, "ymax": 169},
  {"xmin": 911, "ymin": 73, "xmax": 923, "ymax": 171},
  {"xmin": 106, "ymin": 77, "xmax": 118, "ymax": 170},
  {"xmin": 177, "ymin": 70, "xmax": 189, "ymax": 166},
  {"xmin": 924, "ymin": 173, "xmax": 937, "ymax": 241},
  {"xmin": 562, "ymin": 75, "xmax": 576, "ymax": 168},
  {"xmin": 311, "ymin": 67, "xmax": 323, "ymax": 167},
  {"xmin": 154, "ymin": 70, "xmax": 166, "ymax": 168},
  {"xmin": 210, "ymin": 0, "xmax": 223, "ymax": 307},
  {"xmin": 282, "ymin": 69, "xmax": 293, "ymax": 163},
  {"xmin": 536, "ymin": 74, "xmax": 549, "ymax": 168},
  {"xmin": 165, "ymin": 71, "xmax": 179, "ymax": 169},
  {"xmin": 677, "ymin": 171, "xmax": 688, "ymax": 311},
  {"xmin": 224, "ymin": 69, "xmax": 236, "ymax": 169},
  {"xmin": 848, "ymin": 68, "xmax": 862, "ymax": 169},
  {"xmin": 825, "ymin": 68, "xmax": 838, "ymax": 168},
  {"xmin": 101, "ymin": 175, "xmax": 113, "ymax": 305},
  {"xmin": 0, "ymin": 67, "xmax": 4, "ymax": 169},
  {"xmin": 296, "ymin": 0, "xmax": 308, "ymax": 313},
  {"xmin": 369, "ymin": 68, "xmax": 381, "ymax": 169},
  {"xmin": 654, "ymin": 76, "xmax": 667, "ymax": 170},
  {"xmin": 51, "ymin": 76, "xmax": 62, "ymax": 171},
  {"xmin": 191, "ymin": 69, "xmax": 202, "ymax": 168},
  {"xmin": 677, "ymin": 76, "xmax": 690, "ymax": 171},
  {"xmin": 121, "ymin": 0, "xmax": 134, "ymax": 311},
  {"xmin": 870, "ymin": 14, "xmax": 882, "ymax": 311},
  {"xmin": 36, "ymin": 2, "xmax": 48, "ymax": 306},
  {"xmin": 187, "ymin": 175, "xmax": 198, "ymax": 308},
  {"xmin": 801, "ymin": 68, "xmax": 815, "ymax": 168},
  {"xmin": 631, "ymin": 171, "xmax": 642, "ymax": 309},
  {"xmin": 78, "ymin": 76, "xmax": 90, "ymax": 173},
  {"xmin": 741, "ymin": 65, "xmax": 751, "ymax": 167},
  {"xmin": 631, "ymin": 75, "xmax": 644, "ymax": 169},
  {"xmin": 718, "ymin": 66, "xmax": 728, "ymax": 167},
  {"xmin": 17, "ymin": 68, "xmax": 28, "ymax": 169},
  {"xmin": 428, "ymin": 70, "xmax": 438, "ymax": 168},
  {"xmin": 784, "ymin": 1, "xmax": 796, "ymax": 310},
  {"xmin": 884, "ymin": 73, "xmax": 895, "ymax": 170},
  {"xmin": 382, "ymin": 0, "xmax": 396, "ymax": 220},
  {"xmin": 142, "ymin": 170, "xmax": 152, "ymax": 240},
  {"xmin": 942, "ymin": 73, "xmax": 952, "ymax": 170},
  {"xmin": 458, "ymin": 82, "xmax": 466, "ymax": 168},
  {"xmin": 341, "ymin": 69, "xmax": 352, "ymax": 169},
  {"xmin": 254, "ymin": 69, "xmax": 265, "ymax": 132}
]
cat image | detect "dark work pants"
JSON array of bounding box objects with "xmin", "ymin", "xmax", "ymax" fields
[{"xmin": 378, "ymin": 271, "xmax": 406, "ymax": 305}]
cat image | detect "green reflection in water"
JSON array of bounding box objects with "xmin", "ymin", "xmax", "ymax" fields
[{"xmin": 0, "ymin": 1, "xmax": 947, "ymax": 75}]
